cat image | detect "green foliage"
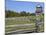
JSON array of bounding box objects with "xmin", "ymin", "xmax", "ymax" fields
[{"xmin": 5, "ymin": 10, "xmax": 36, "ymax": 17}]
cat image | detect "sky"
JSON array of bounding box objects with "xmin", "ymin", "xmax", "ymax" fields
[{"xmin": 5, "ymin": 0, "xmax": 44, "ymax": 13}]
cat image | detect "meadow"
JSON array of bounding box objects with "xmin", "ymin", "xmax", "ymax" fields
[{"xmin": 5, "ymin": 14, "xmax": 44, "ymax": 34}]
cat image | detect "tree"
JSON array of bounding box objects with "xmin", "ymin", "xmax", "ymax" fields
[{"xmin": 20, "ymin": 11, "xmax": 27, "ymax": 16}]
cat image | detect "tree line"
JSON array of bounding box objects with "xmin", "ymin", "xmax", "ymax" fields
[{"xmin": 5, "ymin": 10, "xmax": 44, "ymax": 18}]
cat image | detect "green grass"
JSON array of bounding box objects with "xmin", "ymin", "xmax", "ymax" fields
[{"xmin": 5, "ymin": 15, "xmax": 44, "ymax": 33}]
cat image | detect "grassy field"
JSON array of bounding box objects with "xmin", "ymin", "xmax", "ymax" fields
[{"xmin": 5, "ymin": 14, "xmax": 44, "ymax": 34}]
